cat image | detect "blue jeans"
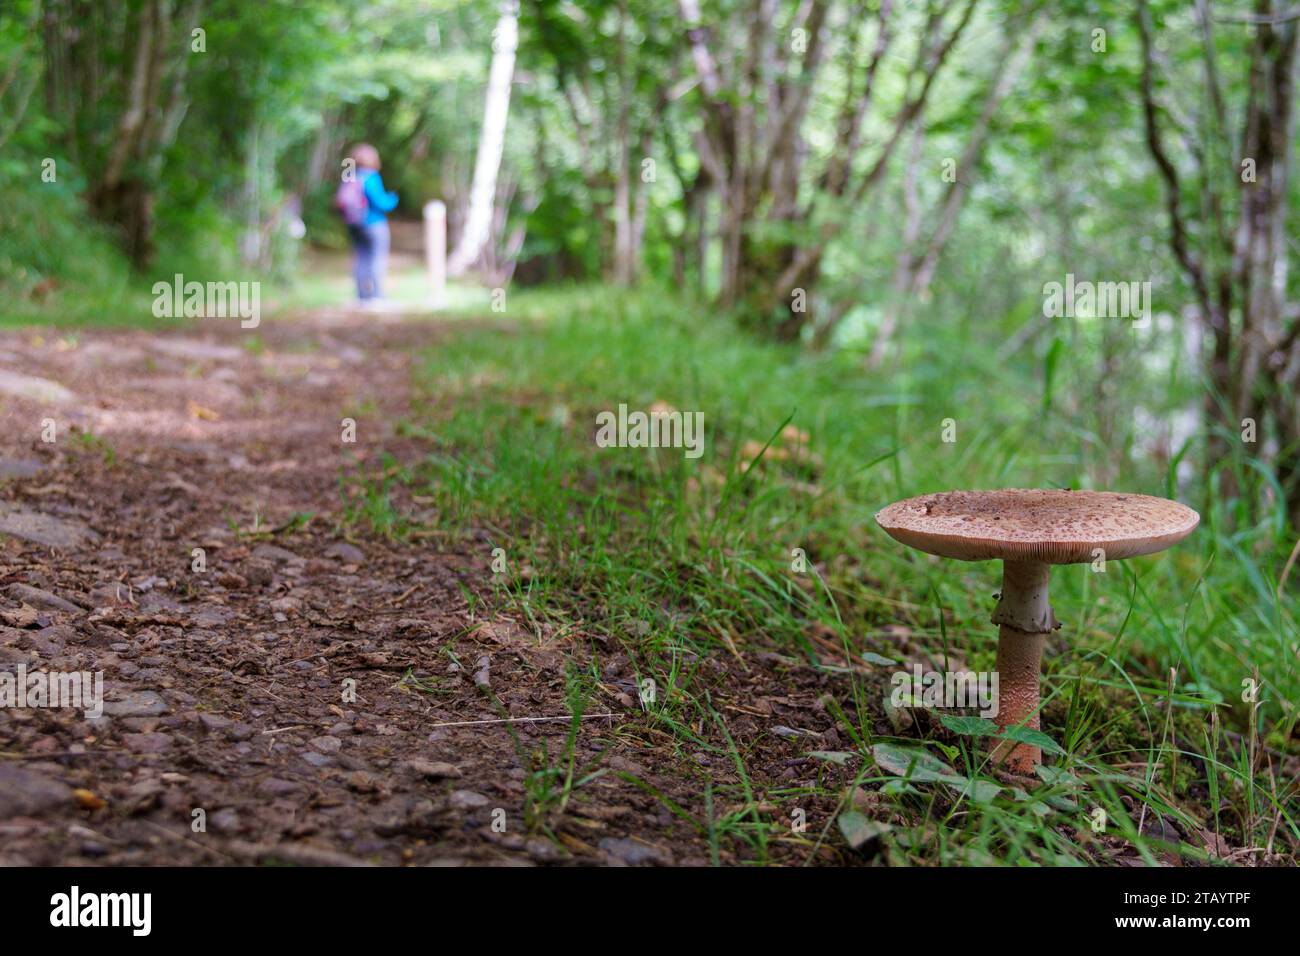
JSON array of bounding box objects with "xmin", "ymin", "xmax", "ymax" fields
[{"xmin": 350, "ymin": 220, "xmax": 390, "ymax": 300}]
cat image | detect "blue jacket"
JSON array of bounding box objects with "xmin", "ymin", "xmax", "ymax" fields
[{"xmin": 359, "ymin": 169, "xmax": 398, "ymax": 225}]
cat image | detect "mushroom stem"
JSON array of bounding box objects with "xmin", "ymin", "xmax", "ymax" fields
[{"xmin": 990, "ymin": 560, "xmax": 1055, "ymax": 773}]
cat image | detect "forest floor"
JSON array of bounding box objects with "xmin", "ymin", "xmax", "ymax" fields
[
  {"xmin": 0, "ymin": 262, "xmax": 1295, "ymax": 866},
  {"xmin": 0, "ymin": 306, "xmax": 876, "ymax": 866}
]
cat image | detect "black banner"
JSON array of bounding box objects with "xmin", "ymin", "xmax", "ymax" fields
[{"xmin": 2, "ymin": 864, "xmax": 1286, "ymax": 942}]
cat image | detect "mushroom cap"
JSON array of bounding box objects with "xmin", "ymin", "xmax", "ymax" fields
[{"xmin": 874, "ymin": 489, "xmax": 1199, "ymax": 564}]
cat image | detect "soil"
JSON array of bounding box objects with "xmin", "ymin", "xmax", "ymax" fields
[{"xmin": 0, "ymin": 309, "xmax": 870, "ymax": 867}]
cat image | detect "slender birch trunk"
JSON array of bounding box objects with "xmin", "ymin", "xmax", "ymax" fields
[{"xmin": 446, "ymin": 1, "xmax": 519, "ymax": 278}]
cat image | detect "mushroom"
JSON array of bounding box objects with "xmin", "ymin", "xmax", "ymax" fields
[{"xmin": 874, "ymin": 489, "xmax": 1199, "ymax": 773}]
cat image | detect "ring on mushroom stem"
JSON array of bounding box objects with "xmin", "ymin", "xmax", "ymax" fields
[{"xmin": 875, "ymin": 489, "xmax": 1199, "ymax": 775}]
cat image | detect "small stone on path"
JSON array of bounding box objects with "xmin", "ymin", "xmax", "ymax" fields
[
  {"xmin": 102, "ymin": 690, "xmax": 169, "ymax": 718},
  {"xmin": 0, "ymin": 765, "xmax": 71, "ymax": 818},
  {"xmin": 0, "ymin": 370, "xmax": 75, "ymax": 404},
  {"xmin": 0, "ymin": 503, "xmax": 98, "ymax": 549}
]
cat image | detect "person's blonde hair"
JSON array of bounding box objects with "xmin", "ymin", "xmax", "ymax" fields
[{"xmin": 351, "ymin": 143, "xmax": 381, "ymax": 171}]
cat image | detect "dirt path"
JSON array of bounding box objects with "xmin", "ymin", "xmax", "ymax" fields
[{"xmin": 0, "ymin": 310, "xmax": 860, "ymax": 866}]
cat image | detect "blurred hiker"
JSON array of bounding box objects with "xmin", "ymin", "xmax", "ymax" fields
[{"xmin": 335, "ymin": 143, "xmax": 399, "ymax": 304}]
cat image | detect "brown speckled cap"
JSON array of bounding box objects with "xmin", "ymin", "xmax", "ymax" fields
[{"xmin": 875, "ymin": 489, "xmax": 1199, "ymax": 563}]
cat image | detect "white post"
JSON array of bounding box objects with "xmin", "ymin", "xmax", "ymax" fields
[{"xmin": 424, "ymin": 200, "xmax": 447, "ymax": 309}]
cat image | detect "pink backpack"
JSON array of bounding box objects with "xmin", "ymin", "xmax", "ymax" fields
[{"xmin": 333, "ymin": 178, "xmax": 368, "ymax": 226}]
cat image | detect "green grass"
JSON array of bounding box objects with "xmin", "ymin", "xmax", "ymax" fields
[
  {"xmin": 0, "ymin": 177, "xmax": 150, "ymax": 327},
  {"xmin": 0, "ymin": 171, "xmax": 246, "ymax": 329},
  {"xmin": 281, "ymin": 248, "xmax": 496, "ymax": 314},
  {"xmin": 339, "ymin": 454, "xmax": 410, "ymax": 539},
  {"xmin": 396, "ymin": 284, "xmax": 1298, "ymax": 866},
  {"xmin": 0, "ymin": 204, "xmax": 504, "ymax": 329}
]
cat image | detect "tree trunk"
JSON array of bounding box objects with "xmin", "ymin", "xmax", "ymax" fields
[
  {"xmin": 1139, "ymin": 0, "xmax": 1300, "ymax": 523},
  {"xmin": 446, "ymin": 1, "xmax": 519, "ymax": 278},
  {"xmin": 89, "ymin": 0, "xmax": 163, "ymax": 264},
  {"xmin": 680, "ymin": 0, "xmax": 977, "ymax": 338}
]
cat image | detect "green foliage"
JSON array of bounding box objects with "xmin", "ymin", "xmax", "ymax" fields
[{"xmin": 0, "ymin": 166, "xmax": 148, "ymax": 325}]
